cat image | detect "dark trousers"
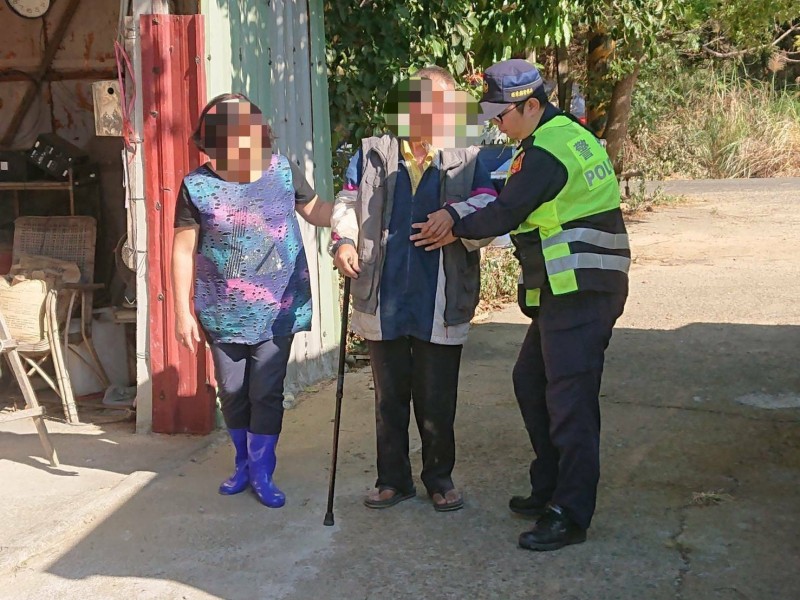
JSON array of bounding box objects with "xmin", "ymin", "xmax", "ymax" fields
[
  {"xmin": 209, "ymin": 335, "xmax": 294, "ymax": 435},
  {"xmin": 368, "ymin": 337, "xmax": 463, "ymax": 495},
  {"xmin": 512, "ymin": 291, "xmax": 626, "ymax": 530}
]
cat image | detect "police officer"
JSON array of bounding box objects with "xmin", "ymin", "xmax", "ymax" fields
[{"xmin": 411, "ymin": 59, "xmax": 629, "ymax": 551}]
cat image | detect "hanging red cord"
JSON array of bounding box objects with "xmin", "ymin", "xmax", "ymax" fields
[{"xmin": 114, "ymin": 39, "xmax": 136, "ymax": 155}]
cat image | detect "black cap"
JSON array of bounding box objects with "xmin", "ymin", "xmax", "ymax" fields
[{"xmin": 479, "ymin": 59, "xmax": 544, "ymax": 123}]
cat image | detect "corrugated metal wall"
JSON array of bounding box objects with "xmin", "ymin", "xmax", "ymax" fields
[{"xmin": 200, "ymin": 0, "xmax": 338, "ymax": 391}]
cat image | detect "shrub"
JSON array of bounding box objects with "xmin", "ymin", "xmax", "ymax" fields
[{"xmin": 478, "ymin": 246, "xmax": 519, "ymax": 313}]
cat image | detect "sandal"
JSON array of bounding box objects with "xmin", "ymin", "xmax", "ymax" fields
[
  {"xmin": 430, "ymin": 489, "xmax": 464, "ymax": 512},
  {"xmin": 363, "ymin": 486, "xmax": 416, "ymax": 509}
]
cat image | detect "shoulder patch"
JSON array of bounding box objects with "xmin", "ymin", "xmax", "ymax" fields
[{"xmin": 509, "ymin": 152, "xmax": 524, "ymax": 176}]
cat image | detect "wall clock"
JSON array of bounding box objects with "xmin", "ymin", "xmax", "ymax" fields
[{"xmin": 5, "ymin": 0, "xmax": 52, "ymax": 19}]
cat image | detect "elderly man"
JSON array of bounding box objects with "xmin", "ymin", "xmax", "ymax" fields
[{"xmin": 331, "ymin": 66, "xmax": 494, "ymax": 512}]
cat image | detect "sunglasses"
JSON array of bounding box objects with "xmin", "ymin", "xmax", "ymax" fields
[{"xmin": 492, "ymin": 101, "xmax": 526, "ymax": 124}]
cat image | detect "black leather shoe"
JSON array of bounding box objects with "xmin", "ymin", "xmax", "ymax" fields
[
  {"xmin": 518, "ymin": 505, "xmax": 587, "ymax": 551},
  {"xmin": 508, "ymin": 494, "xmax": 548, "ymax": 517}
]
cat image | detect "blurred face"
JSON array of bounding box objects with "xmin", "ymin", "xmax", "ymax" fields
[
  {"xmin": 384, "ymin": 77, "xmax": 481, "ymax": 148},
  {"xmin": 202, "ymin": 100, "xmax": 272, "ymax": 174}
]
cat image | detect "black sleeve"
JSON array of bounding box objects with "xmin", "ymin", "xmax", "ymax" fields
[
  {"xmin": 289, "ymin": 161, "xmax": 317, "ymax": 204},
  {"xmin": 451, "ymin": 147, "xmax": 568, "ymax": 240},
  {"xmin": 174, "ymin": 182, "xmax": 201, "ymax": 228}
]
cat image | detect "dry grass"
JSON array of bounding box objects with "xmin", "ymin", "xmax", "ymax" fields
[
  {"xmin": 620, "ymin": 177, "xmax": 686, "ymax": 214},
  {"xmin": 627, "ymin": 76, "xmax": 800, "ymax": 179}
]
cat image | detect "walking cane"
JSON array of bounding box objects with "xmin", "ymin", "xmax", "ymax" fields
[{"xmin": 324, "ymin": 276, "xmax": 351, "ymax": 526}]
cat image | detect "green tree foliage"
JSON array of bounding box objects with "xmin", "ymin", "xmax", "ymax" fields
[
  {"xmin": 470, "ymin": 1, "xmax": 580, "ymax": 59},
  {"xmin": 696, "ymin": 0, "xmax": 798, "ymax": 49},
  {"xmin": 324, "ymin": 1, "xmax": 799, "ymax": 166},
  {"xmin": 324, "ymin": 0, "xmax": 481, "ymax": 150},
  {"xmin": 674, "ymin": 1, "xmax": 800, "ymax": 75},
  {"xmin": 472, "ymin": 1, "xmax": 798, "ymax": 74}
]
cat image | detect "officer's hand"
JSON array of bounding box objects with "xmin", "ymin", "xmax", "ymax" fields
[
  {"xmin": 410, "ymin": 209, "xmax": 455, "ymax": 247},
  {"xmin": 418, "ymin": 231, "xmax": 458, "ymax": 251},
  {"xmin": 334, "ymin": 243, "xmax": 361, "ymax": 279}
]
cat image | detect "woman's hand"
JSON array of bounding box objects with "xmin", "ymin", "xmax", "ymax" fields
[
  {"xmin": 172, "ymin": 226, "xmax": 200, "ymax": 352},
  {"xmin": 175, "ymin": 311, "xmax": 201, "ymax": 353}
]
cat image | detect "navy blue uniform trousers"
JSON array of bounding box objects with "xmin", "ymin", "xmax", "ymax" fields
[{"xmin": 513, "ymin": 290, "xmax": 626, "ymax": 530}]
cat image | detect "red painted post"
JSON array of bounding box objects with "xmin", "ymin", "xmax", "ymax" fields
[{"xmin": 141, "ymin": 15, "xmax": 214, "ymax": 434}]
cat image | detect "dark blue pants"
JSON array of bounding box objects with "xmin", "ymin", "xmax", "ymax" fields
[
  {"xmin": 368, "ymin": 337, "xmax": 463, "ymax": 496},
  {"xmin": 512, "ymin": 291, "xmax": 626, "ymax": 530},
  {"xmin": 209, "ymin": 336, "xmax": 294, "ymax": 435}
]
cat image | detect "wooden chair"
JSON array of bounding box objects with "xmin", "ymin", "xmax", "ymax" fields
[
  {"xmin": 0, "ymin": 316, "xmax": 59, "ymax": 466},
  {"xmin": 12, "ymin": 217, "xmax": 109, "ymax": 394},
  {"xmin": 0, "ymin": 280, "xmax": 64, "ymax": 466},
  {"xmin": 0, "ymin": 278, "xmax": 78, "ymax": 423}
]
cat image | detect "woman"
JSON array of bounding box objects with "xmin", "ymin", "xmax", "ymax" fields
[{"xmin": 172, "ymin": 93, "xmax": 331, "ymax": 508}]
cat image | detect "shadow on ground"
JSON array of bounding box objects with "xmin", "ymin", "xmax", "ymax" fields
[{"xmin": 1, "ymin": 317, "xmax": 796, "ymax": 599}]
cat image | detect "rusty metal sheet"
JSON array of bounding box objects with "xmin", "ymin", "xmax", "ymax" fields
[{"xmin": 0, "ymin": 1, "xmax": 119, "ymax": 149}]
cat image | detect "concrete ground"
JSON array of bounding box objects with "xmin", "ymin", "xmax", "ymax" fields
[{"xmin": 1, "ymin": 178, "xmax": 799, "ymax": 599}]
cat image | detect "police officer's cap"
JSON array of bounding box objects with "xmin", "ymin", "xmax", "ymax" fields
[{"xmin": 479, "ymin": 59, "xmax": 544, "ymax": 123}]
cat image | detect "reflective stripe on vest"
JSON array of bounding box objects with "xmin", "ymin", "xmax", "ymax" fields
[
  {"xmin": 526, "ymin": 288, "xmax": 541, "ymax": 307},
  {"xmin": 541, "ymin": 227, "xmax": 630, "ymax": 251},
  {"xmin": 519, "ymin": 272, "xmax": 541, "ymax": 307},
  {"xmin": 545, "ymin": 253, "xmax": 631, "ymax": 276}
]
